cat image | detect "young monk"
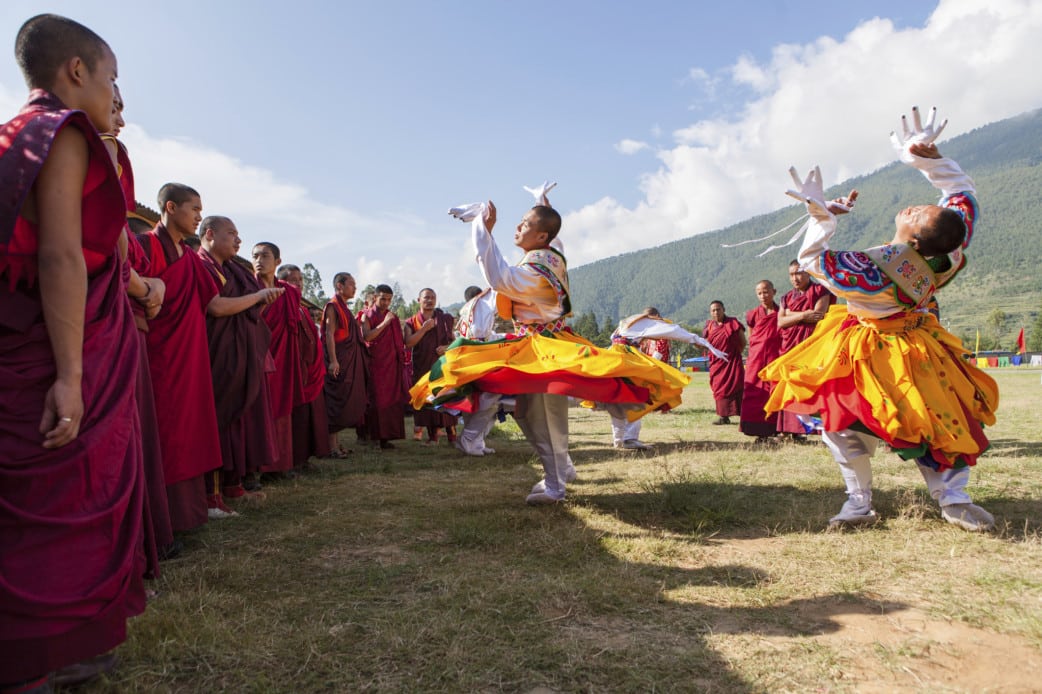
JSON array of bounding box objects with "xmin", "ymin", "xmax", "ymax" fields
[
  {"xmin": 277, "ymin": 263, "xmax": 332, "ymax": 465},
  {"xmin": 137, "ymin": 183, "xmax": 222, "ymax": 531},
  {"xmin": 740, "ymin": 280, "xmax": 782, "ymax": 441},
  {"xmin": 100, "ymin": 85, "xmax": 178, "ymax": 573},
  {"xmin": 776, "ymin": 260, "xmax": 835, "ymax": 438},
  {"xmin": 0, "ymin": 14, "xmax": 146, "ymax": 690},
  {"xmin": 763, "ymin": 107, "xmax": 999, "ymax": 531},
  {"xmin": 252, "ymin": 242, "xmax": 302, "ymax": 475},
  {"xmin": 199, "ymin": 219, "xmax": 281, "ymax": 516},
  {"xmin": 322, "ymin": 272, "xmax": 370, "ymax": 455},
  {"xmin": 404, "ymin": 288, "xmax": 457, "ymax": 444},
  {"xmin": 703, "ymin": 300, "xmax": 746, "ymax": 425},
  {"xmin": 361, "ymin": 284, "xmax": 408, "ymax": 449}
]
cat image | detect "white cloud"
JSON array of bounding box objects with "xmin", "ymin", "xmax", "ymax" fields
[
  {"xmin": 614, "ymin": 138, "xmax": 649, "ymax": 155},
  {"xmin": 569, "ymin": 0, "xmax": 1042, "ymax": 267},
  {"xmin": 117, "ymin": 124, "xmax": 486, "ymax": 300}
]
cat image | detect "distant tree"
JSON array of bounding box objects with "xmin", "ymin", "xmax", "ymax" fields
[
  {"xmin": 984, "ymin": 308, "xmax": 1008, "ymax": 351},
  {"xmin": 353, "ymin": 284, "xmax": 376, "ymax": 314},
  {"xmin": 1028, "ymin": 310, "xmax": 1042, "ymax": 352},
  {"xmin": 570, "ymin": 311, "xmax": 600, "ymax": 342},
  {"xmin": 593, "ymin": 316, "xmax": 616, "ymax": 347},
  {"xmin": 300, "ymin": 263, "xmax": 328, "ymax": 306}
]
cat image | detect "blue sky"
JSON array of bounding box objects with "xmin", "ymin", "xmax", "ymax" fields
[{"xmin": 3, "ymin": 1, "xmax": 1040, "ymax": 306}]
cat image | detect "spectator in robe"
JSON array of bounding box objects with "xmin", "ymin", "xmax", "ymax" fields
[
  {"xmin": 703, "ymin": 300, "xmax": 746, "ymax": 425},
  {"xmin": 0, "ymin": 14, "xmax": 145, "ymax": 689},
  {"xmin": 278, "ymin": 263, "xmax": 332, "ymax": 465},
  {"xmin": 740, "ymin": 280, "xmax": 782, "ymax": 442},
  {"xmin": 138, "ymin": 183, "xmax": 222, "ymax": 531},
  {"xmin": 360, "ymin": 283, "xmax": 408, "ymax": 448},
  {"xmin": 323, "ymin": 272, "xmax": 370, "ymax": 456},
  {"xmin": 252, "ymin": 242, "xmax": 303, "ymax": 476},
  {"xmin": 777, "ymin": 260, "xmax": 835, "ymax": 439},
  {"xmin": 100, "ymin": 85, "xmax": 177, "ymax": 572},
  {"xmin": 198, "ymin": 219, "xmax": 281, "ymax": 516},
  {"xmin": 404, "ymin": 288, "xmax": 458, "ymax": 444}
]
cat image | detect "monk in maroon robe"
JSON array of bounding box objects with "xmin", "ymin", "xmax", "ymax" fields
[
  {"xmin": 138, "ymin": 184, "xmax": 223, "ymax": 531},
  {"xmin": 777, "ymin": 260, "xmax": 835, "ymax": 435},
  {"xmin": 277, "ymin": 264, "xmax": 332, "ymax": 464},
  {"xmin": 0, "ymin": 22, "xmax": 146, "ymax": 685},
  {"xmin": 101, "ymin": 96, "xmax": 175, "ymax": 575},
  {"xmin": 252, "ymin": 242, "xmax": 302, "ymax": 473},
  {"xmin": 404, "ymin": 288, "xmax": 457, "ymax": 444},
  {"xmin": 703, "ymin": 300, "xmax": 746, "ymax": 424},
  {"xmin": 199, "ymin": 219, "xmax": 280, "ymax": 513},
  {"xmin": 323, "ymin": 272, "xmax": 371, "ymax": 455},
  {"xmin": 361, "ymin": 284, "xmax": 408, "ymax": 448},
  {"xmin": 740, "ymin": 281, "xmax": 782, "ymax": 439}
]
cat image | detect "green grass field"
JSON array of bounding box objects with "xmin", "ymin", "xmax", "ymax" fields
[{"xmin": 91, "ymin": 370, "xmax": 1042, "ymax": 692}]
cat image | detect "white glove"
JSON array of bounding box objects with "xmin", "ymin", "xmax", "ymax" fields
[
  {"xmin": 785, "ymin": 166, "xmax": 832, "ymax": 221},
  {"xmin": 523, "ymin": 180, "xmax": 557, "ymax": 207},
  {"xmin": 890, "ymin": 106, "xmax": 948, "ymax": 164},
  {"xmin": 448, "ymin": 202, "xmax": 485, "ymax": 222}
]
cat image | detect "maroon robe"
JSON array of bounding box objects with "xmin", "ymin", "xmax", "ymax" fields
[
  {"xmin": 703, "ymin": 316, "xmax": 745, "ymax": 418},
  {"xmin": 139, "ymin": 224, "xmax": 222, "ymax": 531},
  {"xmin": 199, "ymin": 251, "xmax": 276, "ymax": 488},
  {"xmin": 0, "ymin": 91, "xmax": 145, "ymax": 681},
  {"xmin": 115, "ymin": 136, "xmax": 172, "ymax": 576},
  {"xmin": 260, "ymin": 281, "xmax": 304, "ymax": 471},
  {"xmin": 292, "ymin": 306, "xmax": 331, "ymax": 464},
  {"xmin": 323, "ymin": 297, "xmax": 370, "ymax": 433},
  {"xmin": 406, "ymin": 309, "xmax": 456, "ymax": 430},
  {"xmin": 778, "ymin": 282, "xmax": 835, "ymax": 433},
  {"xmin": 740, "ymin": 303, "xmax": 781, "ymax": 436},
  {"xmin": 362, "ymin": 305, "xmax": 408, "ymax": 441}
]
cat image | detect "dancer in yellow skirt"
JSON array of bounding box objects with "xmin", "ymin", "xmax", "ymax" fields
[
  {"xmin": 412, "ymin": 184, "xmax": 688, "ymax": 505},
  {"xmin": 761, "ymin": 107, "xmax": 999, "ymax": 531}
]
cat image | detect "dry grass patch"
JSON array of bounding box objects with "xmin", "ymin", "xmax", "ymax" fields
[{"xmin": 82, "ymin": 370, "xmax": 1042, "ymax": 692}]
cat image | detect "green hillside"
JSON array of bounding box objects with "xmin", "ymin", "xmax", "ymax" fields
[{"xmin": 568, "ymin": 108, "xmax": 1042, "ymax": 350}]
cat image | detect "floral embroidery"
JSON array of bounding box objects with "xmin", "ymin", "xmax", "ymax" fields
[{"xmin": 821, "ymin": 251, "xmax": 889, "ymax": 293}]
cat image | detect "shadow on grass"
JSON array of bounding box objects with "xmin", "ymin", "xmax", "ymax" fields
[{"xmin": 985, "ymin": 437, "xmax": 1042, "ymax": 457}]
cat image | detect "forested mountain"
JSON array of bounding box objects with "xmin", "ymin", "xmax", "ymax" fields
[{"xmin": 568, "ymin": 108, "xmax": 1042, "ymax": 351}]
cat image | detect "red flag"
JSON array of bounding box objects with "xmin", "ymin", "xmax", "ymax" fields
[{"xmin": 1016, "ymin": 327, "xmax": 1026, "ymax": 354}]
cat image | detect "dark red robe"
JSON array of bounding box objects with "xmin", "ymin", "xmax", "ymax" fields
[
  {"xmin": 260, "ymin": 281, "xmax": 303, "ymax": 471},
  {"xmin": 292, "ymin": 305, "xmax": 331, "ymax": 464},
  {"xmin": 703, "ymin": 316, "xmax": 745, "ymax": 418},
  {"xmin": 323, "ymin": 297, "xmax": 370, "ymax": 433},
  {"xmin": 406, "ymin": 309, "xmax": 456, "ymax": 430},
  {"xmin": 107, "ymin": 134, "xmax": 173, "ymax": 577},
  {"xmin": 362, "ymin": 305, "xmax": 407, "ymax": 441},
  {"xmin": 0, "ymin": 90, "xmax": 145, "ymax": 681},
  {"xmin": 740, "ymin": 303, "xmax": 781, "ymax": 436},
  {"xmin": 139, "ymin": 224, "xmax": 221, "ymax": 531},
  {"xmin": 199, "ymin": 251, "xmax": 276, "ymax": 488},
  {"xmin": 778, "ymin": 282, "xmax": 835, "ymax": 433}
]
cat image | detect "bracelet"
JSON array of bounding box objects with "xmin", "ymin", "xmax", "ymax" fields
[{"xmin": 134, "ymin": 280, "xmax": 152, "ymax": 301}]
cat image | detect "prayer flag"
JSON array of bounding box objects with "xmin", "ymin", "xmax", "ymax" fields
[
  {"xmin": 1016, "ymin": 327, "xmax": 1026, "ymax": 354},
  {"xmin": 975, "ymin": 328, "xmax": 980, "ymax": 355}
]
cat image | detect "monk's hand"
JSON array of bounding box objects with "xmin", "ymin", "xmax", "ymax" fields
[
  {"xmin": 785, "ymin": 165, "xmax": 829, "ymax": 221},
  {"xmin": 483, "ymin": 201, "xmax": 497, "ymax": 233},
  {"xmin": 890, "ymin": 106, "xmax": 948, "ymax": 164},
  {"xmin": 259, "ymin": 287, "xmax": 283, "ymax": 305},
  {"xmin": 328, "ymin": 360, "xmax": 340, "ymax": 378},
  {"xmin": 523, "ymin": 180, "xmax": 557, "ymax": 208},
  {"xmin": 422, "ymin": 318, "xmax": 435, "ymax": 332},
  {"xmin": 435, "ymin": 345, "xmax": 447, "ymax": 355},
  {"xmin": 40, "ymin": 377, "xmax": 83, "ymax": 448}
]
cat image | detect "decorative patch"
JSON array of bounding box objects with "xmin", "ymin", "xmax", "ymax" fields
[{"xmin": 821, "ymin": 251, "xmax": 889, "ymax": 293}]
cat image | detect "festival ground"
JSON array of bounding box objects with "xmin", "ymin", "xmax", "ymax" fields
[{"xmin": 88, "ymin": 370, "xmax": 1042, "ymax": 692}]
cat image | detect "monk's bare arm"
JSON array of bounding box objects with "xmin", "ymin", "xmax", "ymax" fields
[
  {"xmin": 36, "ymin": 126, "xmax": 88, "ymax": 448},
  {"xmin": 323, "ymin": 305, "xmax": 339, "ymax": 377},
  {"xmin": 208, "ymin": 287, "xmax": 283, "ymax": 317},
  {"xmin": 403, "ymin": 318, "xmax": 434, "ymax": 348},
  {"xmin": 363, "ymin": 312, "xmax": 395, "ymax": 342}
]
